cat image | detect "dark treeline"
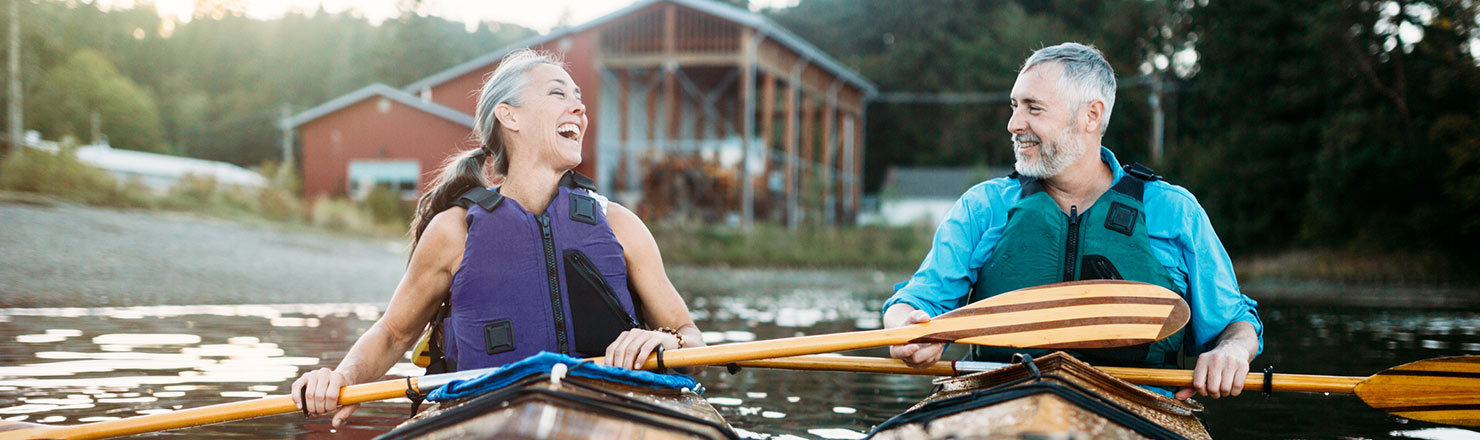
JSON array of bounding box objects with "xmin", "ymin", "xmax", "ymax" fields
[
  {"xmin": 768, "ymin": 0, "xmax": 1480, "ymax": 262},
  {"xmin": 5, "ymin": 0, "xmax": 1480, "ymax": 264},
  {"xmin": 3, "ymin": 0, "xmax": 532, "ymax": 165}
]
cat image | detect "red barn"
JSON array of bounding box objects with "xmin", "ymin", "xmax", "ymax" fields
[{"xmin": 285, "ymin": 0, "xmax": 876, "ymax": 225}]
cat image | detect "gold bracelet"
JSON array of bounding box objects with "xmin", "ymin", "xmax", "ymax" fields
[{"xmin": 655, "ymin": 327, "xmax": 684, "ymax": 348}]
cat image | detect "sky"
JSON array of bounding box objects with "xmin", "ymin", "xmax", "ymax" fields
[{"xmin": 94, "ymin": 0, "xmax": 801, "ymax": 33}]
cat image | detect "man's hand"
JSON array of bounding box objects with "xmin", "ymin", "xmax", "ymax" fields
[
  {"xmin": 885, "ymin": 306, "xmax": 944, "ymax": 368},
  {"xmin": 1175, "ymin": 321, "xmax": 1258, "ymax": 400}
]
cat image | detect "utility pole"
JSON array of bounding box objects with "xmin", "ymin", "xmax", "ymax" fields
[
  {"xmin": 8, "ymin": 0, "xmax": 22, "ymax": 159},
  {"xmin": 280, "ymin": 105, "xmax": 293, "ymax": 165}
]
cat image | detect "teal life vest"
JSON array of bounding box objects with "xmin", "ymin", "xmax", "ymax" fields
[{"xmin": 969, "ymin": 163, "xmax": 1186, "ymax": 368}]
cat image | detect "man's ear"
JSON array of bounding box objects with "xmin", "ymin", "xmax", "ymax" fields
[
  {"xmin": 494, "ymin": 103, "xmax": 519, "ymax": 132},
  {"xmin": 1082, "ymin": 100, "xmax": 1105, "ymax": 134}
]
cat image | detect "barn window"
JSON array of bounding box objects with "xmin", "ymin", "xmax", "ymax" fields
[{"xmin": 348, "ymin": 160, "xmax": 420, "ymax": 200}]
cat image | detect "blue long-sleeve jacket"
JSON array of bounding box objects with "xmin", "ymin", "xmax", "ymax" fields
[{"xmin": 883, "ymin": 147, "xmax": 1263, "ymax": 357}]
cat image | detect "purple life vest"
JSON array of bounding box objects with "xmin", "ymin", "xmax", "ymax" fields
[{"xmin": 442, "ymin": 172, "xmax": 641, "ymax": 371}]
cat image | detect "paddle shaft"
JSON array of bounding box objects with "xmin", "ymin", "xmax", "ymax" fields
[
  {"xmin": 0, "ymin": 379, "xmax": 416, "ymax": 440},
  {"xmin": 734, "ymin": 355, "xmax": 1364, "ymax": 394},
  {"xmin": 590, "ymin": 327, "xmax": 913, "ymax": 370}
]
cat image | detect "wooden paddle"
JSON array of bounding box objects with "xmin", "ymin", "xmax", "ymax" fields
[
  {"xmin": 0, "ymin": 280, "xmax": 1186, "ymax": 440},
  {"xmin": 732, "ymin": 354, "xmax": 1480, "ymax": 428},
  {"xmin": 592, "ymin": 280, "xmax": 1187, "ymax": 370}
]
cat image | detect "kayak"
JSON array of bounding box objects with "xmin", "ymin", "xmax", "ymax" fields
[
  {"xmin": 869, "ymin": 352, "xmax": 1211, "ymax": 440},
  {"xmin": 375, "ymin": 355, "xmax": 736, "ymax": 440}
]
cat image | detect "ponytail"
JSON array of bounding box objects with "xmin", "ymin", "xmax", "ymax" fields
[{"xmin": 410, "ymin": 147, "xmax": 490, "ymax": 252}]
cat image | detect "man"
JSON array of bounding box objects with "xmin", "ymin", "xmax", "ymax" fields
[{"xmin": 883, "ymin": 42, "xmax": 1262, "ymax": 400}]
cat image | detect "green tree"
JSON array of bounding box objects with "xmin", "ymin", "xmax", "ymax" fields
[{"xmin": 27, "ymin": 49, "xmax": 163, "ymax": 151}]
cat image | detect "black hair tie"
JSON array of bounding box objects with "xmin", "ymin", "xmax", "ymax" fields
[
  {"xmin": 1262, "ymin": 365, "xmax": 1274, "ymax": 397},
  {"xmin": 655, "ymin": 345, "xmax": 668, "ymax": 374}
]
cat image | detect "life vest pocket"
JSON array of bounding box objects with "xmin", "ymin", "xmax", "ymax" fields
[
  {"xmin": 484, "ymin": 319, "xmax": 515, "ymax": 355},
  {"xmin": 563, "ymin": 249, "xmax": 639, "ymax": 356}
]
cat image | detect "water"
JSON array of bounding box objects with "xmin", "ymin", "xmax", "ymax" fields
[{"xmin": 2, "ymin": 280, "xmax": 1478, "ymax": 439}]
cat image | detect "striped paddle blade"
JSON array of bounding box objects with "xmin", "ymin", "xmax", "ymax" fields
[
  {"xmin": 1356, "ymin": 355, "xmax": 1480, "ymax": 427},
  {"xmin": 590, "ymin": 280, "xmax": 1188, "ymax": 371},
  {"xmin": 909, "ymin": 280, "xmax": 1188, "ymax": 349}
]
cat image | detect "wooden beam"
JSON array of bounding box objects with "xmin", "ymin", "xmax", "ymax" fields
[
  {"xmin": 601, "ymin": 53, "xmax": 742, "ymax": 69},
  {"xmin": 783, "ymin": 70, "xmax": 799, "ymax": 228},
  {"xmin": 618, "ymin": 69, "xmax": 630, "ymax": 192},
  {"xmin": 852, "ymin": 109, "xmax": 865, "ymax": 224},
  {"xmin": 800, "ymin": 94, "xmax": 815, "ymax": 209},
  {"xmin": 821, "ymin": 94, "xmax": 836, "ymax": 225},
  {"xmin": 740, "ymin": 30, "xmax": 758, "ymax": 227},
  {"xmin": 759, "ymin": 71, "xmax": 776, "ymax": 218}
]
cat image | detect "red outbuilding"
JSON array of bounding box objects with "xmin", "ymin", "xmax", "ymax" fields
[{"xmin": 284, "ymin": 0, "xmax": 875, "ymax": 225}]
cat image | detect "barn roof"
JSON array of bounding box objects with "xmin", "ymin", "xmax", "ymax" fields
[
  {"xmin": 282, "ymin": 83, "xmax": 475, "ymax": 129},
  {"xmin": 401, "ymin": 0, "xmax": 877, "ymax": 96}
]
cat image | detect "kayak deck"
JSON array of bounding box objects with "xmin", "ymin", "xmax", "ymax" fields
[
  {"xmin": 871, "ymin": 352, "xmax": 1210, "ymax": 440},
  {"xmin": 376, "ymin": 373, "xmax": 735, "ymax": 440}
]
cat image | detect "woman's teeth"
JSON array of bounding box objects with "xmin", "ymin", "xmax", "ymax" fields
[{"xmin": 557, "ymin": 124, "xmax": 580, "ymax": 140}]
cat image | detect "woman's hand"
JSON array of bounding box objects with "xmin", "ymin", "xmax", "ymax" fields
[
  {"xmin": 290, "ymin": 368, "xmax": 359, "ymax": 428},
  {"xmin": 603, "ymin": 328, "xmax": 680, "ymax": 370}
]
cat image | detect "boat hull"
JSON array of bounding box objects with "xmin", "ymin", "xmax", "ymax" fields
[
  {"xmin": 870, "ymin": 352, "xmax": 1211, "ymax": 440},
  {"xmin": 376, "ymin": 373, "xmax": 734, "ymax": 440}
]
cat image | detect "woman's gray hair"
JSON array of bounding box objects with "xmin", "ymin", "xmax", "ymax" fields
[
  {"xmin": 1022, "ymin": 43, "xmax": 1116, "ymax": 133},
  {"xmin": 474, "ymin": 49, "xmax": 564, "ymax": 175},
  {"xmin": 409, "ymin": 49, "xmax": 562, "ymax": 252}
]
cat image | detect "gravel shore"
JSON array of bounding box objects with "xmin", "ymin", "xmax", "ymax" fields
[{"xmin": 0, "ymin": 198, "xmax": 407, "ymax": 307}]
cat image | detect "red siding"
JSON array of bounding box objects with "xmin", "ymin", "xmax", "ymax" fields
[{"xmin": 298, "ymin": 96, "xmax": 473, "ymax": 199}]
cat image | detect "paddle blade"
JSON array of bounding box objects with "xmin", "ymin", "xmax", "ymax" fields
[
  {"xmin": 1355, "ymin": 355, "xmax": 1480, "ymax": 427},
  {"xmin": 909, "ymin": 280, "xmax": 1188, "ymax": 349}
]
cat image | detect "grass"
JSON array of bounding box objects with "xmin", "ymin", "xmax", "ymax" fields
[
  {"xmin": 1, "ymin": 148, "xmax": 1467, "ymax": 282},
  {"xmin": 0, "ymin": 147, "xmax": 411, "ymax": 239},
  {"xmin": 1235, "ymin": 249, "xmax": 1466, "ymax": 286},
  {"xmin": 650, "ymin": 222, "xmax": 935, "ymax": 270}
]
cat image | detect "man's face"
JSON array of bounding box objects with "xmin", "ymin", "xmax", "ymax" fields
[{"xmin": 1007, "ymin": 63, "xmax": 1085, "ymax": 178}]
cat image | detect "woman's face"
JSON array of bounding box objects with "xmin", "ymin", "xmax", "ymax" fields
[{"xmin": 505, "ymin": 64, "xmax": 587, "ymax": 172}]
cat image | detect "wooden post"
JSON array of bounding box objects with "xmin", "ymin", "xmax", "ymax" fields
[
  {"xmin": 664, "ymin": 4, "xmax": 679, "ymax": 155},
  {"xmin": 840, "ymin": 113, "xmax": 854, "ymax": 223},
  {"xmin": 851, "ymin": 108, "xmax": 866, "ymax": 224},
  {"xmin": 618, "ymin": 69, "xmax": 630, "ymax": 192},
  {"xmin": 647, "ymin": 71, "xmax": 660, "ymax": 175},
  {"xmin": 783, "ymin": 65, "xmax": 801, "ymax": 229},
  {"xmin": 821, "ymin": 88, "xmax": 837, "ymax": 226},
  {"xmin": 7, "ymin": 0, "xmax": 21, "ymax": 159},
  {"xmin": 800, "ymin": 93, "xmax": 815, "ymax": 219},
  {"xmin": 740, "ymin": 31, "xmax": 759, "ymax": 227},
  {"xmin": 760, "ymin": 72, "xmax": 776, "ymax": 215}
]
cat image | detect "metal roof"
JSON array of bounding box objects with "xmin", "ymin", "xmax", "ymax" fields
[
  {"xmin": 882, "ymin": 166, "xmax": 1010, "ymax": 199},
  {"xmin": 282, "ymin": 83, "xmax": 475, "ymax": 129},
  {"xmin": 401, "ymin": 0, "xmax": 877, "ymax": 97}
]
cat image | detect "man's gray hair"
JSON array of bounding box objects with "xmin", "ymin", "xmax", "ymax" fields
[{"xmin": 1022, "ymin": 42, "xmax": 1116, "ymax": 133}]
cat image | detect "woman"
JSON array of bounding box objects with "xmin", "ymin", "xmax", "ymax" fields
[{"xmin": 291, "ymin": 49, "xmax": 705, "ymax": 428}]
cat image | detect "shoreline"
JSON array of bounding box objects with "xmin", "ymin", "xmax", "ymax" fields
[{"xmin": 2, "ymin": 197, "xmax": 1474, "ymax": 309}]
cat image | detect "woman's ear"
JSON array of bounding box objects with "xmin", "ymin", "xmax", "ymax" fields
[{"xmin": 494, "ymin": 103, "xmax": 519, "ymax": 132}]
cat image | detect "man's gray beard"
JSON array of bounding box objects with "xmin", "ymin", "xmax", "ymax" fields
[{"xmin": 1014, "ymin": 130, "xmax": 1085, "ymax": 179}]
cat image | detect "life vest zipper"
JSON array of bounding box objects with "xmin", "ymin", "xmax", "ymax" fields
[
  {"xmin": 538, "ymin": 214, "xmax": 569, "ymax": 354},
  {"xmin": 1063, "ymin": 205, "xmax": 1080, "ymax": 282}
]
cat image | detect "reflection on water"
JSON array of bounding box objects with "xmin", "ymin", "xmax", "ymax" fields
[{"xmin": 2, "ymin": 289, "xmax": 1480, "ymax": 439}]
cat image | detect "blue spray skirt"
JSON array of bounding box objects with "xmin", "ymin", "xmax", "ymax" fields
[{"xmin": 425, "ymin": 351, "xmax": 702, "ymax": 402}]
